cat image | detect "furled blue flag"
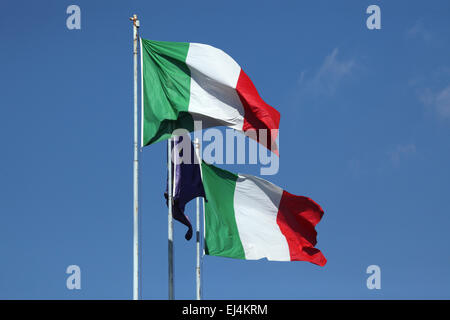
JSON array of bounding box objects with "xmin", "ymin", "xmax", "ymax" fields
[{"xmin": 165, "ymin": 135, "xmax": 206, "ymax": 240}]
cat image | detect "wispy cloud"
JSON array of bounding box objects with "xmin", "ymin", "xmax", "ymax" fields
[
  {"xmin": 409, "ymin": 64, "xmax": 450, "ymax": 121},
  {"xmin": 418, "ymin": 85, "xmax": 450, "ymax": 120},
  {"xmin": 297, "ymin": 48, "xmax": 356, "ymax": 96},
  {"xmin": 389, "ymin": 144, "xmax": 416, "ymax": 166},
  {"xmin": 435, "ymin": 86, "xmax": 450, "ymax": 119},
  {"xmin": 406, "ymin": 20, "xmax": 432, "ymax": 42}
]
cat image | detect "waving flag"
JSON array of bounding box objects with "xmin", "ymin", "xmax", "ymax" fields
[
  {"xmin": 140, "ymin": 38, "xmax": 280, "ymax": 154},
  {"xmin": 201, "ymin": 162, "xmax": 326, "ymax": 266},
  {"xmin": 165, "ymin": 135, "xmax": 205, "ymax": 240}
]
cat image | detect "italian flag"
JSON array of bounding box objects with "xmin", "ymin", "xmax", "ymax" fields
[
  {"xmin": 201, "ymin": 162, "xmax": 327, "ymax": 266},
  {"xmin": 140, "ymin": 38, "xmax": 280, "ymax": 154}
]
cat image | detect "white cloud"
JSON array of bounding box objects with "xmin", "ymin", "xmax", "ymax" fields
[
  {"xmin": 389, "ymin": 144, "xmax": 416, "ymax": 166},
  {"xmin": 297, "ymin": 48, "xmax": 356, "ymax": 96},
  {"xmin": 406, "ymin": 20, "xmax": 432, "ymax": 42},
  {"xmin": 418, "ymin": 87, "xmax": 435, "ymax": 106},
  {"xmin": 418, "ymin": 85, "xmax": 450, "ymax": 120},
  {"xmin": 435, "ymin": 86, "xmax": 450, "ymax": 119}
]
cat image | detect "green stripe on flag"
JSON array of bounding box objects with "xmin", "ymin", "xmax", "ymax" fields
[
  {"xmin": 201, "ymin": 162, "xmax": 246, "ymax": 259},
  {"xmin": 141, "ymin": 39, "xmax": 193, "ymax": 146}
]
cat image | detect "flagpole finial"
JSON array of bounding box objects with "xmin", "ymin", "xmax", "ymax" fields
[{"xmin": 129, "ymin": 14, "xmax": 140, "ymax": 28}]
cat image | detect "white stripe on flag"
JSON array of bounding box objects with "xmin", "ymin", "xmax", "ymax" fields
[
  {"xmin": 233, "ymin": 174, "xmax": 290, "ymax": 261},
  {"xmin": 186, "ymin": 43, "xmax": 244, "ymax": 130}
]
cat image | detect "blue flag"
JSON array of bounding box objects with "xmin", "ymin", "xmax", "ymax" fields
[{"xmin": 165, "ymin": 135, "xmax": 205, "ymax": 240}]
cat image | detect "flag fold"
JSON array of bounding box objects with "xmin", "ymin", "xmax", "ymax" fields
[
  {"xmin": 165, "ymin": 136, "xmax": 205, "ymax": 240},
  {"xmin": 141, "ymin": 38, "xmax": 280, "ymax": 154},
  {"xmin": 201, "ymin": 162, "xmax": 326, "ymax": 266}
]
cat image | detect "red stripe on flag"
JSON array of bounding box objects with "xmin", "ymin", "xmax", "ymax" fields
[
  {"xmin": 235, "ymin": 69, "xmax": 280, "ymax": 155},
  {"xmin": 276, "ymin": 190, "xmax": 327, "ymax": 266}
]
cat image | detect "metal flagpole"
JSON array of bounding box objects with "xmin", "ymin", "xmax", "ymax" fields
[
  {"xmin": 194, "ymin": 138, "xmax": 201, "ymax": 300},
  {"xmin": 202, "ymin": 198, "xmax": 206, "ymax": 256},
  {"xmin": 167, "ymin": 137, "xmax": 174, "ymax": 300},
  {"xmin": 130, "ymin": 14, "xmax": 140, "ymax": 301}
]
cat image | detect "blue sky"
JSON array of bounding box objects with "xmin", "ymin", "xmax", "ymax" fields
[{"xmin": 1, "ymin": 0, "xmax": 449, "ymax": 299}]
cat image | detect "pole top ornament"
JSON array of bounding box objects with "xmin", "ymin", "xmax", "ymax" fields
[{"xmin": 129, "ymin": 14, "xmax": 140, "ymax": 28}]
